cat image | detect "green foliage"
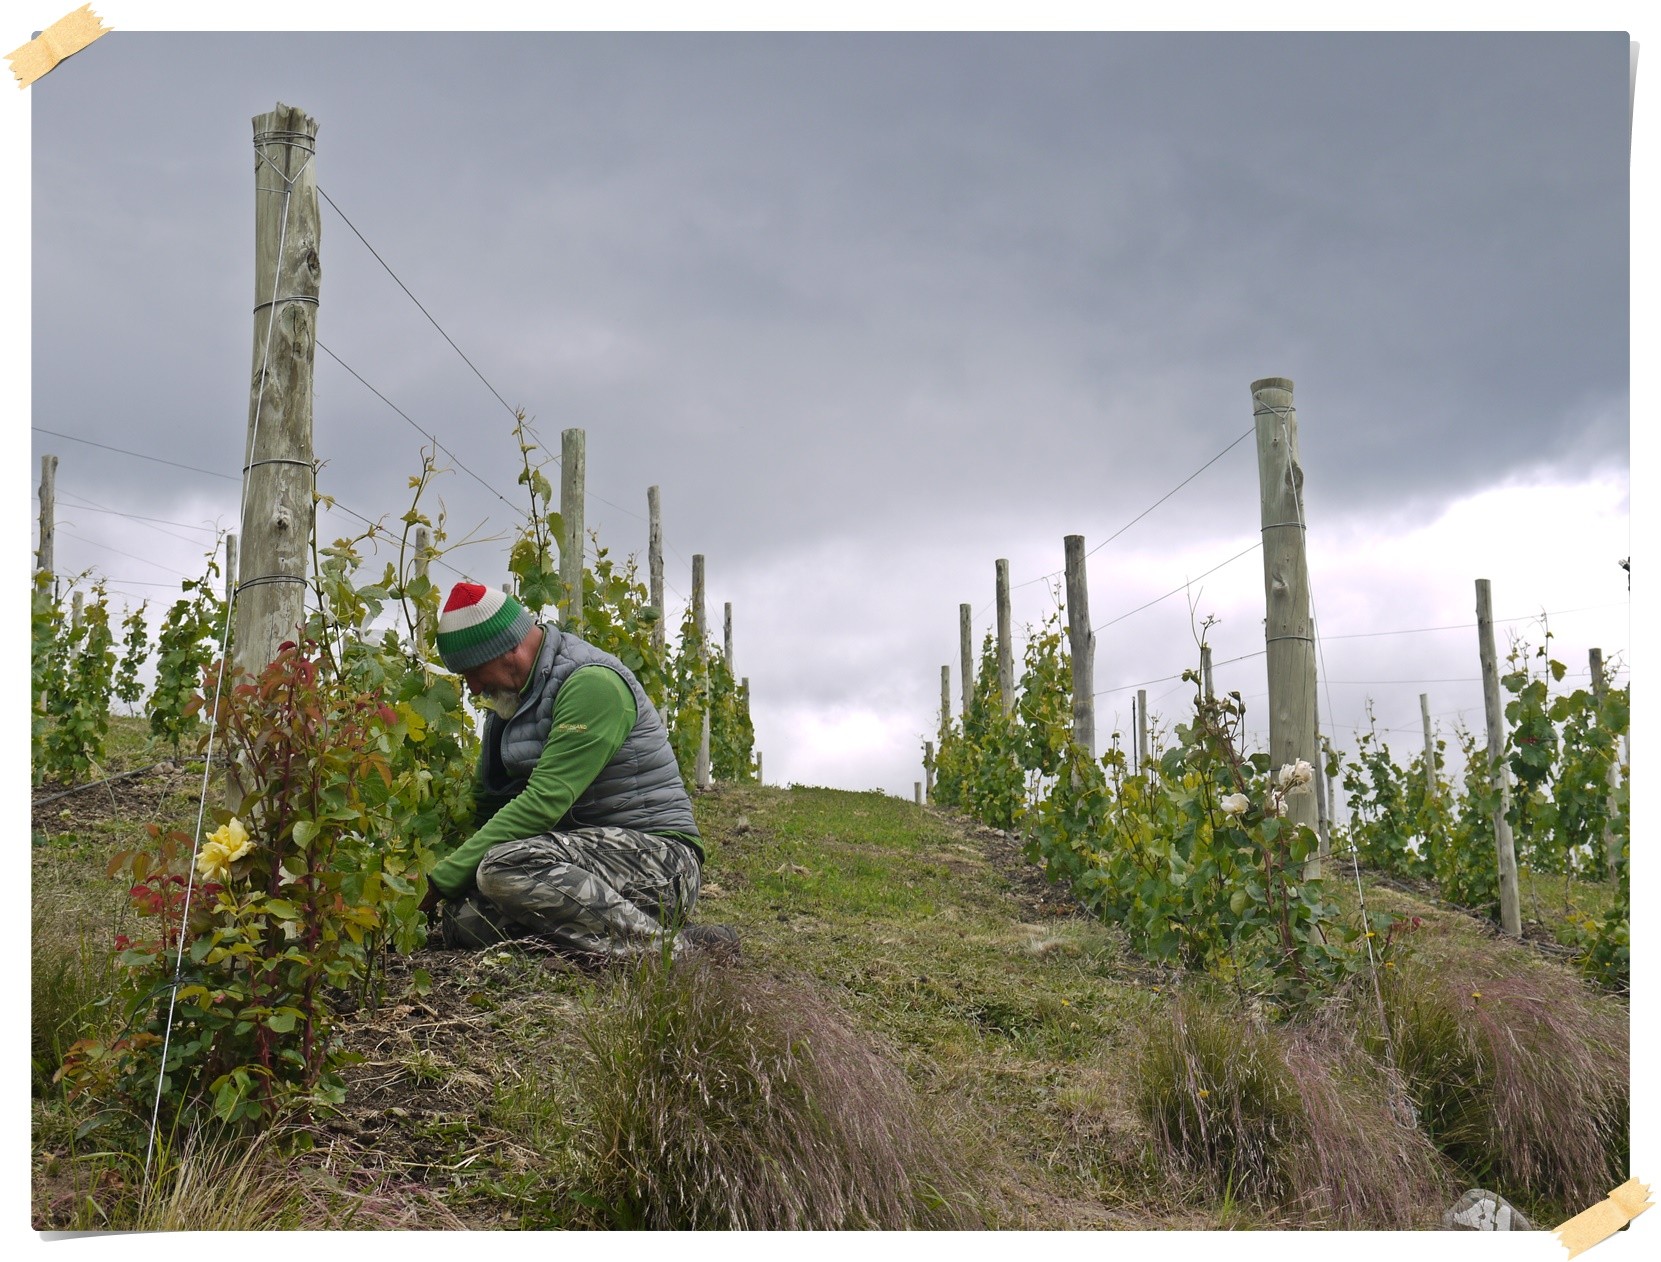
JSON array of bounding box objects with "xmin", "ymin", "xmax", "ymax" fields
[
  {"xmin": 1038, "ymin": 683, "xmax": 1388, "ymax": 1011},
  {"xmin": 150, "ymin": 553, "xmax": 228, "ymax": 756},
  {"xmin": 949, "ymin": 633, "xmax": 1026, "ymax": 829},
  {"xmin": 1012, "ymin": 609, "xmax": 1074, "ymax": 781},
  {"xmin": 1340, "ymin": 713, "xmax": 1432, "ymax": 880},
  {"xmin": 36, "ymin": 580, "xmax": 120, "ymax": 785},
  {"xmin": 113, "ymin": 602, "xmax": 151, "ymax": 714},
  {"xmin": 58, "ymin": 640, "xmax": 437, "ymax": 1130},
  {"xmin": 1414, "ymin": 726, "xmax": 1497, "ymax": 914},
  {"xmin": 56, "ymin": 467, "xmax": 479, "ymax": 1133},
  {"xmin": 707, "ymin": 649, "xmax": 756, "ymax": 782},
  {"xmin": 662, "ymin": 604, "xmax": 707, "ymax": 786},
  {"xmin": 32, "ymin": 572, "xmax": 69, "ymax": 784},
  {"xmin": 578, "ymin": 544, "xmax": 670, "ymax": 713}
]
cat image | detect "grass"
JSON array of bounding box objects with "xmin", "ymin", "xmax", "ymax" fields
[
  {"xmin": 1362, "ymin": 957, "xmax": 1628, "ymax": 1220},
  {"xmin": 28, "ymin": 765, "xmax": 1631, "ymax": 1231},
  {"xmin": 568, "ymin": 949, "xmax": 977, "ymax": 1228}
]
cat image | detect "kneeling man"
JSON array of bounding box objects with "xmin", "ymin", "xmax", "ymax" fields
[{"xmin": 420, "ymin": 582, "xmax": 729, "ymax": 959}]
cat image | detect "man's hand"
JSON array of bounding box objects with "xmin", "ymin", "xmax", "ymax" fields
[{"xmin": 419, "ymin": 881, "xmax": 443, "ymax": 917}]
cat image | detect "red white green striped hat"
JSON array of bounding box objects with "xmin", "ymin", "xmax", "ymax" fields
[{"xmin": 436, "ymin": 582, "xmax": 535, "ymax": 672}]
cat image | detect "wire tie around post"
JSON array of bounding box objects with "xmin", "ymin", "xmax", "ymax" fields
[
  {"xmin": 242, "ymin": 458, "xmax": 317, "ymax": 473},
  {"xmin": 252, "ymin": 295, "xmax": 319, "ymax": 315},
  {"xmin": 235, "ymin": 574, "xmax": 311, "ymax": 593}
]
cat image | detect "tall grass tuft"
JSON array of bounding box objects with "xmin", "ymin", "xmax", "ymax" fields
[
  {"xmin": 31, "ymin": 905, "xmax": 124, "ymax": 1095},
  {"xmin": 1133, "ymin": 994, "xmax": 1449, "ymax": 1227},
  {"xmin": 1277, "ymin": 1019, "xmax": 1451, "ymax": 1227},
  {"xmin": 569, "ymin": 953, "xmax": 978, "ymax": 1229},
  {"xmin": 1368, "ymin": 960, "xmax": 1628, "ymax": 1215}
]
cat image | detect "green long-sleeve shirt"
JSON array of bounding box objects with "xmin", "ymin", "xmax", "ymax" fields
[{"xmin": 429, "ymin": 666, "xmax": 694, "ymax": 898}]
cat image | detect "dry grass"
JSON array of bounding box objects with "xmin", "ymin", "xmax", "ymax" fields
[
  {"xmin": 1368, "ymin": 959, "xmax": 1628, "ymax": 1215},
  {"xmin": 1133, "ymin": 992, "xmax": 1450, "ymax": 1228},
  {"xmin": 568, "ymin": 950, "xmax": 981, "ymax": 1229}
]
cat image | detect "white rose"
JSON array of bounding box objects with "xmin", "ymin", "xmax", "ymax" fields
[{"xmin": 1220, "ymin": 793, "xmax": 1251, "ymax": 816}]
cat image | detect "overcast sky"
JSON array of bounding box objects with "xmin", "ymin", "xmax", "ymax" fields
[{"xmin": 15, "ymin": 12, "xmax": 1639, "ymax": 812}]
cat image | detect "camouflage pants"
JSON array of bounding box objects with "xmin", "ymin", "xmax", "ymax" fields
[{"xmin": 441, "ymin": 827, "xmax": 701, "ymax": 958}]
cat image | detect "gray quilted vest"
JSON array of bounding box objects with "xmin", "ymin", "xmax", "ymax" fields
[{"xmin": 479, "ymin": 625, "xmax": 701, "ymax": 850}]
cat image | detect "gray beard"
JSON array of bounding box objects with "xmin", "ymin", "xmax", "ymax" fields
[{"xmin": 481, "ymin": 689, "xmax": 521, "ymax": 720}]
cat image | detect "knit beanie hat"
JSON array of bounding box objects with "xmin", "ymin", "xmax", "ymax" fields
[{"xmin": 436, "ymin": 582, "xmax": 535, "ymax": 672}]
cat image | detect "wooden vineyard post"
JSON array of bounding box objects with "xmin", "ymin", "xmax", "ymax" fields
[
  {"xmin": 959, "ymin": 603, "xmax": 973, "ymax": 717},
  {"xmin": 1064, "ymin": 534, "xmax": 1095, "ymax": 759},
  {"xmin": 1322, "ymin": 736, "xmax": 1340, "ymax": 831},
  {"xmin": 226, "ymin": 532, "xmax": 239, "ymax": 606},
  {"xmin": 1201, "ymin": 643, "xmax": 1214, "ymax": 701},
  {"xmin": 915, "ymin": 782, "xmax": 923, "ymax": 806},
  {"xmin": 940, "ymin": 665, "xmax": 951, "ymax": 738},
  {"xmin": 71, "ymin": 590, "xmax": 84, "ymax": 633},
  {"xmin": 413, "ymin": 526, "xmax": 431, "ymax": 655},
  {"xmin": 1252, "ymin": 377, "xmax": 1320, "ymax": 878},
  {"xmin": 924, "ymin": 740, "xmax": 934, "ymax": 802},
  {"xmin": 1420, "ymin": 693, "xmax": 1436, "ymax": 791},
  {"xmin": 996, "ymin": 559, "xmax": 1013, "ymax": 715},
  {"xmin": 1313, "ymin": 695, "xmax": 1330, "ymax": 861},
  {"xmin": 1137, "ymin": 688, "xmax": 1149, "ymax": 775},
  {"xmin": 1590, "ymin": 648, "xmax": 1621, "ymax": 884},
  {"xmin": 37, "ymin": 454, "xmax": 57, "ymax": 580},
  {"xmin": 740, "ymin": 676, "xmax": 754, "ymax": 782},
  {"xmin": 1476, "ymin": 578, "xmax": 1523, "ymax": 936},
  {"xmin": 1129, "ymin": 695, "xmax": 1137, "ymax": 774},
  {"xmin": 693, "ymin": 554, "xmax": 711, "ymax": 790},
  {"xmin": 648, "ymin": 486, "xmax": 665, "ymax": 657},
  {"xmin": 724, "ymin": 602, "xmax": 734, "ymax": 675},
  {"xmin": 560, "ymin": 428, "xmax": 585, "ymax": 633},
  {"xmin": 236, "ymin": 103, "xmax": 320, "ymax": 678},
  {"xmin": 756, "ymin": 750, "xmax": 763, "ymax": 785}
]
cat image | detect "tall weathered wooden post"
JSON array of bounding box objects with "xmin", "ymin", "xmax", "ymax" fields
[
  {"xmin": 1419, "ymin": 694, "xmax": 1437, "ymax": 789},
  {"xmin": 37, "ymin": 454, "xmax": 57, "ymax": 579},
  {"xmin": 560, "ymin": 428, "xmax": 586, "ymax": 633},
  {"xmin": 1137, "ymin": 688, "xmax": 1149, "ymax": 774},
  {"xmin": 1064, "ymin": 534, "xmax": 1095, "ymax": 759},
  {"xmin": 959, "ymin": 603, "xmax": 974, "ymax": 717},
  {"xmin": 1252, "ymin": 377, "xmax": 1319, "ymax": 877},
  {"xmin": 1313, "ymin": 695, "xmax": 1330, "ymax": 860},
  {"xmin": 724, "ymin": 602, "xmax": 734, "ymax": 673},
  {"xmin": 236, "ymin": 103, "xmax": 320, "ymax": 676},
  {"xmin": 647, "ymin": 486, "xmax": 665, "ymax": 657},
  {"xmin": 225, "ymin": 533, "xmax": 239, "ymax": 606},
  {"xmin": 1589, "ymin": 648, "xmax": 1622, "ymax": 885},
  {"xmin": 1476, "ymin": 578, "xmax": 1523, "ymax": 936},
  {"xmin": 1201, "ymin": 643, "xmax": 1214, "ymax": 701},
  {"xmin": 940, "ymin": 665, "xmax": 951, "ymax": 737},
  {"xmin": 995, "ymin": 559, "xmax": 1013, "ymax": 715},
  {"xmin": 412, "ymin": 526, "xmax": 431, "ymax": 654},
  {"xmin": 924, "ymin": 740, "xmax": 934, "ymax": 801},
  {"xmin": 693, "ymin": 554, "xmax": 711, "ymax": 789}
]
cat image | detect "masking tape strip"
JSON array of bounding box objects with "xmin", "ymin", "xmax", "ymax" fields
[
  {"xmin": 1554, "ymin": 1178, "xmax": 1652, "ymax": 1258},
  {"xmin": 6, "ymin": 5, "xmax": 110, "ymax": 89}
]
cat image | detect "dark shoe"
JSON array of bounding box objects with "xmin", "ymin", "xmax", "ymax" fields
[{"xmin": 681, "ymin": 923, "xmax": 742, "ymax": 960}]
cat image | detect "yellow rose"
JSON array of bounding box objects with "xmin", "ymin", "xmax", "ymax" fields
[
  {"xmin": 196, "ymin": 840, "xmax": 231, "ymax": 881},
  {"xmin": 197, "ymin": 818, "xmax": 253, "ymax": 880}
]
